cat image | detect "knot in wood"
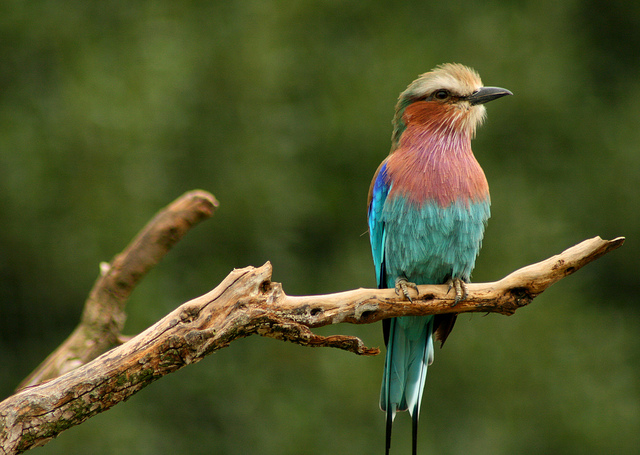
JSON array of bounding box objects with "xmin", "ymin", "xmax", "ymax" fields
[
  {"xmin": 354, "ymin": 303, "xmax": 379, "ymax": 321},
  {"xmin": 180, "ymin": 306, "xmax": 200, "ymax": 323}
]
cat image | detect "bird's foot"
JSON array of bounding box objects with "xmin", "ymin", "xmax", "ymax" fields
[
  {"xmin": 446, "ymin": 277, "xmax": 468, "ymax": 307},
  {"xmin": 395, "ymin": 277, "xmax": 419, "ymax": 303}
]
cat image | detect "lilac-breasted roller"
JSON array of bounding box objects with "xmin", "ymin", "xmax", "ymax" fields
[{"xmin": 367, "ymin": 63, "xmax": 511, "ymax": 454}]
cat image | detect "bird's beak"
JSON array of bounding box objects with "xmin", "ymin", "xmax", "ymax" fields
[{"xmin": 467, "ymin": 87, "xmax": 513, "ymax": 105}]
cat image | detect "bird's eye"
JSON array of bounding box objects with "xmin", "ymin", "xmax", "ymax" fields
[{"xmin": 433, "ymin": 89, "xmax": 450, "ymax": 100}]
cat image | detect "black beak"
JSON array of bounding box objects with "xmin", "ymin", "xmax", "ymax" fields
[{"xmin": 467, "ymin": 86, "xmax": 513, "ymax": 105}]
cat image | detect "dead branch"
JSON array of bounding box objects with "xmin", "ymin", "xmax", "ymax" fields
[
  {"xmin": 17, "ymin": 190, "xmax": 219, "ymax": 390},
  {"xmin": 274, "ymin": 235, "xmax": 625, "ymax": 324},
  {"xmin": 0, "ymin": 189, "xmax": 624, "ymax": 454}
]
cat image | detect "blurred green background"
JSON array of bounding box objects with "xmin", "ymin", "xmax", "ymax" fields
[{"xmin": 1, "ymin": 0, "xmax": 638, "ymax": 454}]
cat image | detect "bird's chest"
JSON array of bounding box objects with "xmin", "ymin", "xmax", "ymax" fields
[{"xmin": 385, "ymin": 141, "xmax": 489, "ymax": 208}]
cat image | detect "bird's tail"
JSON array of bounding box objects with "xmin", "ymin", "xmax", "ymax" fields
[{"xmin": 380, "ymin": 315, "xmax": 434, "ymax": 455}]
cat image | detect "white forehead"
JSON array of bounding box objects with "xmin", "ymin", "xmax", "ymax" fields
[{"xmin": 405, "ymin": 63, "xmax": 484, "ymax": 98}]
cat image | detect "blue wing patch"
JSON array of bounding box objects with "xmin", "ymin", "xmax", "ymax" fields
[{"xmin": 368, "ymin": 160, "xmax": 390, "ymax": 289}]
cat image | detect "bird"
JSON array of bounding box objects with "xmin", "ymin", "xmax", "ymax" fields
[{"xmin": 367, "ymin": 63, "xmax": 511, "ymax": 454}]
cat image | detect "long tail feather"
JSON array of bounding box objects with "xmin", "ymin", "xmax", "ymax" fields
[
  {"xmin": 381, "ymin": 316, "xmax": 434, "ymax": 453},
  {"xmin": 412, "ymin": 412, "xmax": 419, "ymax": 455},
  {"xmin": 385, "ymin": 407, "xmax": 394, "ymax": 455}
]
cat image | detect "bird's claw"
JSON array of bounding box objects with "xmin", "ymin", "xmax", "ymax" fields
[
  {"xmin": 395, "ymin": 277, "xmax": 419, "ymax": 302},
  {"xmin": 446, "ymin": 277, "xmax": 468, "ymax": 307}
]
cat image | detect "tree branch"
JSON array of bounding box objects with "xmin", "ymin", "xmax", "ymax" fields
[
  {"xmin": 17, "ymin": 190, "xmax": 219, "ymax": 390},
  {"xmin": 0, "ymin": 188, "xmax": 624, "ymax": 454}
]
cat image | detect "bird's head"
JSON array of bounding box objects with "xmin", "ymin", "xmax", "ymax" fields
[{"xmin": 391, "ymin": 63, "xmax": 512, "ymax": 148}]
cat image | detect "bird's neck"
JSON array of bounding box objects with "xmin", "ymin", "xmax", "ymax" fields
[{"xmin": 386, "ymin": 121, "xmax": 489, "ymax": 207}]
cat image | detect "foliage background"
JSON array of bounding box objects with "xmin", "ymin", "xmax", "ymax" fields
[{"xmin": 1, "ymin": 1, "xmax": 638, "ymax": 454}]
